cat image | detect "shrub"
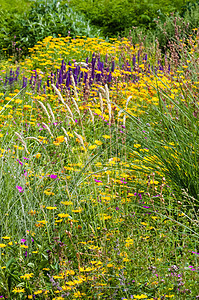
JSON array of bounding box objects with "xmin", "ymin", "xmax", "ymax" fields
[
  {"xmin": 0, "ymin": 0, "xmax": 101, "ymax": 58},
  {"xmin": 68, "ymin": 0, "xmax": 196, "ymax": 37}
]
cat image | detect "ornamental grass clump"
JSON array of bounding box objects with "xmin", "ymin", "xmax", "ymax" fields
[{"xmin": 125, "ymin": 39, "xmax": 199, "ymax": 201}]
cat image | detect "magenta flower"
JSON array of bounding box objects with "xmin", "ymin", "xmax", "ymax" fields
[
  {"xmin": 94, "ymin": 179, "xmax": 102, "ymax": 183},
  {"xmin": 50, "ymin": 174, "xmax": 57, "ymax": 179},
  {"xmin": 192, "ymin": 251, "xmax": 199, "ymax": 255},
  {"xmin": 16, "ymin": 185, "xmax": 23, "ymax": 193},
  {"xmin": 17, "ymin": 159, "xmax": 23, "ymax": 166}
]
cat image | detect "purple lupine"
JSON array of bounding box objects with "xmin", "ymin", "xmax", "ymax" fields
[
  {"xmin": 51, "ymin": 72, "xmax": 54, "ymax": 84},
  {"xmin": 133, "ymin": 55, "xmax": 136, "ymax": 66},
  {"xmin": 138, "ymin": 50, "xmax": 140, "ymax": 63},
  {"xmin": 83, "ymin": 72, "xmax": 88, "ymax": 84},
  {"xmin": 68, "ymin": 61, "xmax": 72, "ymax": 72},
  {"xmin": 66, "ymin": 72, "xmax": 70, "ymax": 87},
  {"xmin": 4, "ymin": 75, "xmax": 8, "ymax": 86},
  {"xmin": 58, "ymin": 70, "xmax": 63, "ymax": 85},
  {"xmin": 108, "ymin": 72, "xmax": 112, "ymax": 83},
  {"xmin": 111, "ymin": 61, "xmax": 115, "ymax": 72},
  {"xmin": 37, "ymin": 79, "xmax": 41, "ymax": 91}
]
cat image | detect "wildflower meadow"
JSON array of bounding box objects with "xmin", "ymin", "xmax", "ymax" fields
[{"xmin": 0, "ymin": 2, "xmax": 198, "ymax": 299}]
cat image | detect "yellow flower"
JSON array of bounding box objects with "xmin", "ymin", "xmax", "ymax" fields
[
  {"xmin": 35, "ymin": 153, "xmax": 41, "ymax": 159},
  {"xmin": 71, "ymin": 208, "xmax": 82, "ymax": 213},
  {"xmin": 95, "ymin": 140, "xmax": 103, "ymax": 145},
  {"xmin": 53, "ymin": 275, "xmax": 64, "ymax": 279},
  {"xmin": 61, "ymin": 201, "xmax": 73, "ymax": 205},
  {"xmin": 102, "ymin": 135, "xmax": 110, "ymax": 139},
  {"xmin": 88, "ymin": 145, "xmax": 97, "ymax": 150},
  {"xmin": 134, "ymin": 144, "xmax": 141, "ymax": 148},
  {"xmin": 0, "ymin": 243, "xmax": 6, "ymax": 248},
  {"xmin": 20, "ymin": 273, "xmax": 34, "ymax": 280},
  {"xmin": 2, "ymin": 236, "xmax": 10, "ymax": 240},
  {"xmin": 36, "ymin": 220, "xmax": 47, "ymax": 224},
  {"xmin": 21, "ymin": 245, "xmax": 28, "ymax": 249},
  {"xmin": 34, "ymin": 290, "xmax": 43, "ymax": 295},
  {"xmin": 23, "ymin": 105, "xmax": 32, "ymax": 110},
  {"xmin": 12, "ymin": 287, "xmax": 25, "ymax": 293},
  {"xmin": 46, "ymin": 206, "xmax": 57, "ymax": 210},
  {"xmin": 44, "ymin": 190, "xmax": 55, "ymax": 196},
  {"xmin": 134, "ymin": 295, "xmax": 148, "ymax": 299},
  {"xmin": 58, "ymin": 213, "xmax": 70, "ymax": 218},
  {"xmin": 56, "ymin": 136, "xmax": 65, "ymax": 143}
]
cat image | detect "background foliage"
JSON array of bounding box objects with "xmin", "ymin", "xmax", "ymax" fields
[
  {"xmin": 68, "ymin": 0, "xmax": 196, "ymax": 36},
  {"xmin": 0, "ymin": 0, "xmax": 101, "ymax": 58},
  {"xmin": 1, "ymin": 0, "xmax": 199, "ymax": 58}
]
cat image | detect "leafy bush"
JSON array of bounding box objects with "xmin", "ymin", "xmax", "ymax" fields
[
  {"xmin": 68, "ymin": 0, "xmax": 195, "ymax": 37},
  {"xmin": 0, "ymin": 0, "xmax": 31, "ymax": 13},
  {"xmin": 0, "ymin": 0, "xmax": 101, "ymax": 58}
]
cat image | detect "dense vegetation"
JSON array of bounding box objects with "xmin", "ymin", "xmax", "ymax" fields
[
  {"xmin": 0, "ymin": 0, "xmax": 198, "ymax": 299},
  {"xmin": 68, "ymin": 0, "xmax": 199, "ymax": 37},
  {"xmin": 0, "ymin": 0, "xmax": 101, "ymax": 58},
  {"xmin": 1, "ymin": 0, "xmax": 199, "ymax": 58}
]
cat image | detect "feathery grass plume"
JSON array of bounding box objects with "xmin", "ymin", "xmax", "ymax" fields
[
  {"xmin": 71, "ymin": 97, "xmax": 80, "ymax": 115},
  {"xmin": 62, "ymin": 127, "xmax": 69, "ymax": 146},
  {"xmin": 117, "ymin": 109, "xmax": 122, "ymax": 121},
  {"xmin": 15, "ymin": 132, "xmax": 29, "ymax": 154},
  {"xmin": 123, "ymin": 96, "xmax": 132, "ymax": 127},
  {"xmin": 104, "ymin": 84, "xmax": 110, "ymax": 101},
  {"xmin": 25, "ymin": 136, "xmax": 44, "ymax": 146},
  {"xmin": 64, "ymin": 137, "xmax": 69, "ymax": 146},
  {"xmin": 99, "ymin": 92, "xmax": 104, "ymax": 114},
  {"xmin": 52, "ymin": 84, "xmax": 74, "ymax": 122},
  {"xmin": 74, "ymin": 131, "xmax": 85, "ymax": 149},
  {"xmin": 47, "ymin": 103, "xmax": 56, "ymax": 123},
  {"xmin": 88, "ymin": 108, "xmax": 94, "ymax": 124},
  {"xmin": 42, "ymin": 122, "xmax": 53, "ymax": 137},
  {"xmin": 61, "ymin": 127, "xmax": 69, "ymax": 138},
  {"xmin": 99, "ymin": 86, "xmax": 106, "ymax": 95},
  {"xmin": 37, "ymin": 101, "xmax": 51, "ymax": 122},
  {"xmin": 100, "ymin": 84, "xmax": 112, "ymax": 123},
  {"xmin": 70, "ymin": 73, "xmax": 79, "ymax": 100}
]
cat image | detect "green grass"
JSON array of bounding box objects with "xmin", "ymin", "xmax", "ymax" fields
[{"xmin": 0, "ymin": 21, "xmax": 198, "ymax": 300}]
